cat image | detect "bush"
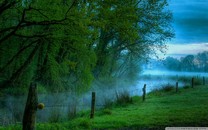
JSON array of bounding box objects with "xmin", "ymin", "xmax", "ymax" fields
[
  {"xmin": 67, "ymin": 97, "xmax": 78, "ymax": 120},
  {"xmin": 78, "ymin": 118, "xmax": 91, "ymax": 129},
  {"xmin": 115, "ymin": 90, "xmax": 133, "ymax": 105},
  {"xmin": 67, "ymin": 105, "xmax": 77, "ymax": 120},
  {"xmin": 183, "ymin": 85, "xmax": 190, "ymax": 89},
  {"xmin": 48, "ymin": 108, "xmax": 62, "ymax": 123},
  {"xmin": 179, "ymin": 76, "xmax": 191, "ymax": 84},
  {"xmin": 150, "ymin": 89, "xmax": 162, "ymax": 96},
  {"xmin": 102, "ymin": 108, "xmax": 112, "ymax": 115},
  {"xmin": 149, "ymin": 84, "xmax": 174, "ymax": 97},
  {"xmin": 161, "ymin": 84, "xmax": 174, "ymax": 92},
  {"xmin": 103, "ymin": 97, "xmax": 114, "ymax": 109},
  {"xmin": 193, "ymin": 78, "xmax": 202, "ymax": 85}
]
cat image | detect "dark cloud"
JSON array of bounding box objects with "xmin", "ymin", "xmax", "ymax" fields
[{"xmin": 168, "ymin": 0, "xmax": 208, "ymax": 43}]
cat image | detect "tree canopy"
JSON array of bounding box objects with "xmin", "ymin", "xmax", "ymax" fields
[
  {"xmin": 148, "ymin": 51, "xmax": 208, "ymax": 72},
  {"xmin": 0, "ymin": 0, "xmax": 174, "ymax": 93}
]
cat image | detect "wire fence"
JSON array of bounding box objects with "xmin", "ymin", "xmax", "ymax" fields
[{"xmin": 0, "ymin": 76, "xmax": 207, "ymax": 126}]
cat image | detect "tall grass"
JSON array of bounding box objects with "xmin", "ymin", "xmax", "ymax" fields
[{"xmin": 115, "ymin": 90, "xmax": 133, "ymax": 105}]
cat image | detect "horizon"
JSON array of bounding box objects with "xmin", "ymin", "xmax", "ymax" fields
[{"xmin": 165, "ymin": 0, "xmax": 208, "ymax": 58}]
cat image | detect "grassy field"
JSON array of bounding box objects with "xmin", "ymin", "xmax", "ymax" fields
[{"xmin": 1, "ymin": 85, "xmax": 208, "ymax": 130}]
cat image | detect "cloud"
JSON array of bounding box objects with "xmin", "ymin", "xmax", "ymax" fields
[
  {"xmin": 167, "ymin": 43, "xmax": 208, "ymax": 55},
  {"xmin": 168, "ymin": 0, "xmax": 208, "ymax": 43}
]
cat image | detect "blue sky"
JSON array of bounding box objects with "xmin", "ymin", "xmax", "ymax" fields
[{"xmin": 166, "ymin": 0, "xmax": 208, "ymax": 57}]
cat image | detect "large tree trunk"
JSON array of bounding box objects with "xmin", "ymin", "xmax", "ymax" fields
[{"xmin": 22, "ymin": 82, "xmax": 38, "ymax": 130}]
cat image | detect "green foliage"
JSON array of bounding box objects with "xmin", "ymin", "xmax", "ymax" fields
[
  {"xmin": 115, "ymin": 90, "xmax": 133, "ymax": 105},
  {"xmin": 102, "ymin": 108, "xmax": 112, "ymax": 115},
  {"xmin": 161, "ymin": 84, "xmax": 174, "ymax": 92},
  {"xmin": 2, "ymin": 85, "xmax": 208, "ymax": 129},
  {"xmin": 183, "ymin": 85, "xmax": 190, "ymax": 89},
  {"xmin": 0, "ymin": 0, "xmax": 174, "ymax": 94},
  {"xmin": 67, "ymin": 102, "xmax": 77, "ymax": 120},
  {"xmin": 103, "ymin": 97, "xmax": 114, "ymax": 109},
  {"xmin": 92, "ymin": 0, "xmax": 174, "ymax": 83},
  {"xmin": 159, "ymin": 51, "xmax": 208, "ymax": 72},
  {"xmin": 48, "ymin": 108, "xmax": 62, "ymax": 123},
  {"xmin": 37, "ymin": 84, "xmax": 47, "ymax": 94},
  {"xmin": 77, "ymin": 118, "xmax": 92, "ymax": 129},
  {"xmin": 193, "ymin": 78, "xmax": 202, "ymax": 85}
]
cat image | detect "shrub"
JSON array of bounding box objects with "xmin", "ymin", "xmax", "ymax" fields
[
  {"xmin": 179, "ymin": 76, "xmax": 190, "ymax": 83},
  {"xmin": 67, "ymin": 98, "xmax": 78, "ymax": 120},
  {"xmin": 193, "ymin": 78, "xmax": 202, "ymax": 85},
  {"xmin": 149, "ymin": 88, "xmax": 161, "ymax": 96},
  {"xmin": 77, "ymin": 110, "xmax": 89, "ymax": 118},
  {"xmin": 68, "ymin": 105, "xmax": 77, "ymax": 120},
  {"xmin": 161, "ymin": 84, "xmax": 174, "ymax": 92},
  {"xmin": 102, "ymin": 108, "xmax": 112, "ymax": 115},
  {"xmin": 48, "ymin": 108, "xmax": 62, "ymax": 123},
  {"xmin": 78, "ymin": 118, "xmax": 91, "ymax": 129},
  {"xmin": 115, "ymin": 90, "xmax": 133, "ymax": 105},
  {"xmin": 103, "ymin": 97, "xmax": 114, "ymax": 109},
  {"xmin": 183, "ymin": 85, "xmax": 190, "ymax": 89}
]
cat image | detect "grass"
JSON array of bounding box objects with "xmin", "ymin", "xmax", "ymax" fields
[{"xmin": 1, "ymin": 85, "xmax": 208, "ymax": 130}]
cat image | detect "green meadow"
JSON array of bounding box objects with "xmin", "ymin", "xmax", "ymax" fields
[{"xmin": 1, "ymin": 84, "xmax": 208, "ymax": 130}]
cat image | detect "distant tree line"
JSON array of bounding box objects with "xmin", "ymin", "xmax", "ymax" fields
[
  {"xmin": 148, "ymin": 51, "xmax": 208, "ymax": 72},
  {"xmin": 0, "ymin": 0, "xmax": 173, "ymax": 93}
]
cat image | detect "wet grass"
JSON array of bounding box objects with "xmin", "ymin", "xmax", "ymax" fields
[{"xmin": 1, "ymin": 85, "xmax": 208, "ymax": 130}]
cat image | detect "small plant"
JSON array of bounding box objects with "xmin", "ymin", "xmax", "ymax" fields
[
  {"xmin": 48, "ymin": 108, "xmax": 62, "ymax": 123},
  {"xmin": 77, "ymin": 110, "xmax": 88, "ymax": 117},
  {"xmin": 103, "ymin": 97, "xmax": 114, "ymax": 109},
  {"xmin": 115, "ymin": 90, "xmax": 133, "ymax": 105},
  {"xmin": 149, "ymin": 88, "xmax": 162, "ymax": 96},
  {"xmin": 179, "ymin": 76, "xmax": 191, "ymax": 84},
  {"xmin": 161, "ymin": 84, "xmax": 174, "ymax": 92},
  {"xmin": 183, "ymin": 85, "xmax": 190, "ymax": 89},
  {"xmin": 102, "ymin": 108, "xmax": 112, "ymax": 115},
  {"xmin": 68, "ymin": 105, "xmax": 77, "ymax": 120},
  {"xmin": 78, "ymin": 118, "xmax": 91, "ymax": 129},
  {"xmin": 193, "ymin": 78, "xmax": 202, "ymax": 85},
  {"xmin": 66, "ymin": 95, "xmax": 79, "ymax": 120}
]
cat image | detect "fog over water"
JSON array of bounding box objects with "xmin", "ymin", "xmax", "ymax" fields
[
  {"xmin": 142, "ymin": 70, "xmax": 208, "ymax": 77},
  {"xmin": 1, "ymin": 0, "xmax": 208, "ymax": 127},
  {"xmin": 1, "ymin": 69, "xmax": 207, "ymax": 124}
]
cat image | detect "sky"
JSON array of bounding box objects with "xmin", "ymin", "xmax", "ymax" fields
[{"xmin": 165, "ymin": 0, "xmax": 208, "ymax": 58}]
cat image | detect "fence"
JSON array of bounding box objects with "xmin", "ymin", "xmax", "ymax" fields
[{"xmin": 0, "ymin": 76, "xmax": 207, "ymax": 129}]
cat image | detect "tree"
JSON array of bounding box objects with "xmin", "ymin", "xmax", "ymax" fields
[
  {"xmin": 180, "ymin": 55, "xmax": 195, "ymax": 71},
  {"xmin": 163, "ymin": 56, "xmax": 180, "ymax": 71},
  {"xmin": 0, "ymin": 0, "xmax": 96, "ymax": 92},
  {"xmin": 0, "ymin": 0, "xmax": 174, "ymax": 93},
  {"xmin": 91, "ymin": 0, "xmax": 174, "ymax": 81},
  {"xmin": 196, "ymin": 51, "xmax": 208, "ymax": 72}
]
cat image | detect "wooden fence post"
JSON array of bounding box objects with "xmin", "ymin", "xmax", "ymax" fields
[
  {"xmin": 192, "ymin": 77, "xmax": 194, "ymax": 88},
  {"xmin": 23, "ymin": 83, "xmax": 38, "ymax": 130},
  {"xmin": 90, "ymin": 92, "xmax": 95, "ymax": 119},
  {"xmin": 203, "ymin": 76, "xmax": 205, "ymax": 85},
  {"xmin": 142, "ymin": 84, "xmax": 146, "ymax": 102},
  {"xmin": 176, "ymin": 82, "xmax": 178, "ymax": 93}
]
